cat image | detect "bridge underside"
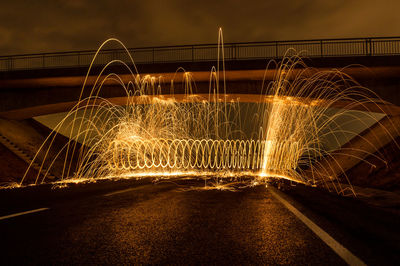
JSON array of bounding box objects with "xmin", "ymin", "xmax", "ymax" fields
[
  {"xmin": 0, "ymin": 93, "xmax": 399, "ymax": 120},
  {"xmin": 1, "ymin": 63, "xmax": 400, "ymax": 119}
]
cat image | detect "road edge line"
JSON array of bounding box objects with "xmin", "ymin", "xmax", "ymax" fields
[
  {"xmin": 269, "ymin": 187, "xmax": 366, "ymax": 266},
  {"xmin": 0, "ymin": 207, "xmax": 49, "ymax": 221}
]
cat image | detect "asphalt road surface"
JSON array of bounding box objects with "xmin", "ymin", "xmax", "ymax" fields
[{"xmin": 0, "ymin": 179, "xmax": 399, "ymax": 265}]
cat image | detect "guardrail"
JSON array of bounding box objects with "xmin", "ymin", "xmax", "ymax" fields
[{"xmin": 1, "ymin": 37, "xmax": 400, "ymax": 72}]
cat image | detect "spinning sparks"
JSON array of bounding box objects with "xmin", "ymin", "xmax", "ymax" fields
[{"xmin": 19, "ymin": 31, "xmax": 396, "ymax": 194}]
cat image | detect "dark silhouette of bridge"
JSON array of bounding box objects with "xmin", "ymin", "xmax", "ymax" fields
[{"xmin": 1, "ymin": 36, "xmax": 400, "ymax": 71}]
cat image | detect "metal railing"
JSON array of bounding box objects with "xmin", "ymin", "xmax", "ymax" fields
[{"xmin": 1, "ymin": 37, "xmax": 400, "ymax": 72}]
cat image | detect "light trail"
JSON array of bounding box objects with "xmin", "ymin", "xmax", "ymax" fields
[
  {"xmin": 106, "ymin": 138, "xmax": 298, "ymax": 172},
  {"xmin": 15, "ymin": 33, "xmax": 398, "ymax": 194},
  {"xmin": 2, "ymin": 93, "xmax": 398, "ymax": 120}
]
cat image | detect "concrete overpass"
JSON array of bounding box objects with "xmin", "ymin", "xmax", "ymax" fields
[
  {"xmin": 0, "ymin": 37, "xmax": 399, "ymax": 190},
  {"xmin": 1, "ymin": 36, "xmax": 400, "ymax": 119}
]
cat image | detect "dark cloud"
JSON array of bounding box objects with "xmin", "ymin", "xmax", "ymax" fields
[{"xmin": 0, "ymin": 0, "xmax": 399, "ymax": 55}]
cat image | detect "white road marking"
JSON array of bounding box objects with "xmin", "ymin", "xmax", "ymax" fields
[
  {"xmin": 103, "ymin": 185, "xmax": 149, "ymax": 197},
  {"xmin": 269, "ymin": 188, "xmax": 366, "ymax": 266},
  {"xmin": 104, "ymin": 187, "xmax": 137, "ymax": 197},
  {"xmin": 0, "ymin": 207, "xmax": 49, "ymax": 221}
]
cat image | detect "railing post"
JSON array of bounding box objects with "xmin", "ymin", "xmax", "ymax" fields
[
  {"xmin": 192, "ymin": 45, "xmax": 194, "ymax": 62},
  {"xmin": 152, "ymin": 48, "xmax": 155, "ymax": 64},
  {"xmin": 42, "ymin": 54, "xmax": 45, "ymax": 68},
  {"xmin": 8, "ymin": 57, "xmax": 12, "ymax": 71},
  {"xmin": 370, "ymin": 40, "xmax": 375, "ymax": 55},
  {"xmin": 365, "ymin": 38, "xmax": 372, "ymax": 56},
  {"xmin": 77, "ymin": 52, "xmax": 80, "ymax": 66},
  {"xmin": 320, "ymin": 40, "xmax": 323, "ymax": 57},
  {"xmin": 371, "ymin": 38, "xmax": 374, "ymax": 55},
  {"xmin": 275, "ymin": 41, "xmax": 278, "ymax": 58},
  {"xmin": 369, "ymin": 38, "xmax": 372, "ymax": 55}
]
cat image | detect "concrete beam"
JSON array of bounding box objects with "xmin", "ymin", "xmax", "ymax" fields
[
  {"xmin": 1, "ymin": 66, "xmax": 400, "ymax": 88},
  {"xmin": 1, "ymin": 94, "xmax": 400, "ymax": 120},
  {"xmin": 1, "ymin": 65, "xmax": 400, "ymax": 115}
]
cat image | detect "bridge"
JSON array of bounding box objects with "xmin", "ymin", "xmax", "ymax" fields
[{"xmin": 1, "ymin": 36, "xmax": 400, "ymax": 119}]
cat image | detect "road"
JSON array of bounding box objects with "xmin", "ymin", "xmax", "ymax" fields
[{"xmin": 0, "ymin": 179, "xmax": 399, "ymax": 265}]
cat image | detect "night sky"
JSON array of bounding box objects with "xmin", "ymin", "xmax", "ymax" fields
[{"xmin": 1, "ymin": 0, "xmax": 399, "ymax": 55}]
